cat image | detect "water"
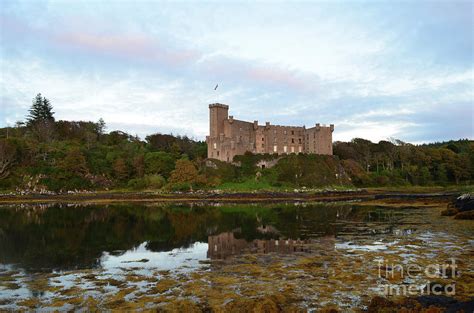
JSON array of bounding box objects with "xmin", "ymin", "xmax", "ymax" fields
[{"xmin": 0, "ymin": 201, "xmax": 472, "ymax": 311}]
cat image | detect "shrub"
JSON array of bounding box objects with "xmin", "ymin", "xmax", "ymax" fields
[
  {"xmin": 127, "ymin": 174, "xmax": 166, "ymax": 190},
  {"xmin": 144, "ymin": 151, "xmax": 175, "ymax": 178}
]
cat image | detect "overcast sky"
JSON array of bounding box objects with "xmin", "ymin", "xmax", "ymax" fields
[{"xmin": 1, "ymin": 0, "xmax": 472, "ymax": 143}]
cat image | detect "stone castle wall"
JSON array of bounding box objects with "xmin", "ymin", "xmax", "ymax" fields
[{"xmin": 206, "ymin": 103, "xmax": 334, "ymax": 162}]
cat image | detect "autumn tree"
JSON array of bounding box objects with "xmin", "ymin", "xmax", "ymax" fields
[
  {"xmin": 168, "ymin": 159, "xmax": 206, "ymax": 190},
  {"xmin": 60, "ymin": 148, "xmax": 88, "ymax": 176},
  {"xmin": 0, "ymin": 139, "xmax": 16, "ymax": 179},
  {"xmin": 113, "ymin": 158, "xmax": 129, "ymax": 181}
]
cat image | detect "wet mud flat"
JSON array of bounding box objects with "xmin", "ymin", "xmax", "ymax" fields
[{"xmin": 0, "ymin": 200, "xmax": 472, "ymax": 311}]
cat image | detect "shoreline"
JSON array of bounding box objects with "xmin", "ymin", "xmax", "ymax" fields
[{"xmin": 0, "ymin": 189, "xmax": 461, "ymax": 204}]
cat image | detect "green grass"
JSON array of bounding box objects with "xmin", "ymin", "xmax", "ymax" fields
[
  {"xmin": 216, "ymin": 178, "xmax": 284, "ymax": 192},
  {"xmin": 365, "ymin": 185, "xmax": 474, "ymax": 194}
]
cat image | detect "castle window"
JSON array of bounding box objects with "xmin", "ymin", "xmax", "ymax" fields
[
  {"xmin": 283, "ymin": 146, "xmax": 287, "ymax": 153},
  {"xmin": 213, "ymin": 143, "xmax": 217, "ymax": 149},
  {"xmin": 291, "ymin": 138, "xmax": 294, "ymax": 143},
  {"xmin": 262, "ymin": 144, "xmax": 265, "ymax": 148},
  {"xmin": 291, "ymin": 146, "xmax": 295, "ymax": 153},
  {"xmin": 299, "ymin": 138, "xmax": 302, "ymax": 144},
  {"xmin": 273, "ymin": 145, "xmax": 277, "ymax": 152},
  {"xmin": 217, "ymin": 151, "xmax": 220, "ymax": 156},
  {"xmin": 284, "ymin": 130, "xmax": 287, "ymax": 135},
  {"xmin": 298, "ymin": 146, "xmax": 302, "ymax": 153},
  {"xmin": 291, "ymin": 131, "xmax": 294, "ymax": 135},
  {"xmin": 262, "ymin": 137, "xmax": 264, "ymax": 141}
]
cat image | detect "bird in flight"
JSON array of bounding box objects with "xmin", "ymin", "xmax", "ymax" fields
[{"xmin": 214, "ymin": 84, "xmax": 218, "ymax": 90}]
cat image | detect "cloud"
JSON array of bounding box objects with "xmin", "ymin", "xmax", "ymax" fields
[
  {"xmin": 0, "ymin": 1, "xmax": 472, "ymax": 144},
  {"xmin": 54, "ymin": 32, "xmax": 200, "ymax": 66}
]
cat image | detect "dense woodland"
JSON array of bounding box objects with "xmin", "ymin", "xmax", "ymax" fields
[{"xmin": 0, "ymin": 94, "xmax": 472, "ymax": 192}]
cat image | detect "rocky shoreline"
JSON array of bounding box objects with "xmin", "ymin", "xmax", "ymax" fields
[{"xmin": 0, "ymin": 189, "xmax": 461, "ymax": 204}]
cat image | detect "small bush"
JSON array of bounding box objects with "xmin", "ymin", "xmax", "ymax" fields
[
  {"xmin": 127, "ymin": 178, "xmax": 147, "ymax": 190},
  {"xmin": 146, "ymin": 174, "xmax": 166, "ymax": 189},
  {"xmin": 127, "ymin": 174, "xmax": 166, "ymax": 190}
]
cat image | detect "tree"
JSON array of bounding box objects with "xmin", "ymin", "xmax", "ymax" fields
[
  {"xmin": 435, "ymin": 164, "xmax": 448, "ymax": 184},
  {"xmin": 168, "ymin": 159, "xmax": 206, "ymax": 188},
  {"xmin": 27, "ymin": 93, "xmax": 44, "ymax": 125},
  {"xmin": 144, "ymin": 152, "xmax": 175, "ymax": 178},
  {"xmin": 133, "ymin": 154, "xmax": 145, "ymax": 178},
  {"xmin": 96, "ymin": 118, "xmax": 106, "ymax": 136},
  {"xmin": 60, "ymin": 148, "xmax": 89, "ymax": 176},
  {"xmin": 42, "ymin": 98, "xmax": 55, "ymax": 120},
  {"xmin": 0, "ymin": 139, "xmax": 16, "ymax": 179},
  {"xmin": 27, "ymin": 93, "xmax": 55, "ymax": 125},
  {"xmin": 113, "ymin": 158, "xmax": 129, "ymax": 181},
  {"xmin": 351, "ymin": 138, "xmax": 372, "ymax": 172},
  {"xmin": 27, "ymin": 93, "xmax": 55, "ymax": 142}
]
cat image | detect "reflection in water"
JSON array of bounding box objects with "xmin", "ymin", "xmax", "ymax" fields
[
  {"xmin": 207, "ymin": 231, "xmax": 334, "ymax": 259},
  {"xmin": 100, "ymin": 241, "xmax": 208, "ymax": 273},
  {"xmin": 1, "ymin": 201, "xmax": 473, "ymax": 311},
  {"xmin": 208, "ymin": 232, "xmax": 310, "ymax": 259},
  {"xmin": 0, "ymin": 202, "xmax": 405, "ymax": 271}
]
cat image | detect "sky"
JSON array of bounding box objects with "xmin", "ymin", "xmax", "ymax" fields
[{"xmin": 0, "ymin": 0, "xmax": 473, "ymax": 143}]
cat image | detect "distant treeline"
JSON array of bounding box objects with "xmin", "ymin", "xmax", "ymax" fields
[{"xmin": 0, "ymin": 94, "xmax": 472, "ymax": 192}]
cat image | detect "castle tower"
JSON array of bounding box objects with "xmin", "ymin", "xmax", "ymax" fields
[{"xmin": 209, "ymin": 103, "xmax": 229, "ymax": 137}]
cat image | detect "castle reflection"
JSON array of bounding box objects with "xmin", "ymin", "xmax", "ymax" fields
[{"xmin": 207, "ymin": 231, "xmax": 335, "ymax": 259}]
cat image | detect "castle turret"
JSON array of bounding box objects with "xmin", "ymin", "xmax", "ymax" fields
[{"xmin": 209, "ymin": 103, "xmax": 229, "ymax": 137}]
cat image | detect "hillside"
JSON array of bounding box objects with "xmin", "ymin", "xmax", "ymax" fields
[
  {"xmin": 0, "ymin": 119, "xmax": 472, "ymax": 193},
  {"xmin": 1, "ymin": 94, "xmax": 472, "ymax": 193}
]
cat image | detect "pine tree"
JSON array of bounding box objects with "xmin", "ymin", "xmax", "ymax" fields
[
  {"xmin": 27, "ymin": 93, "xmax": 55, "ymax": 125},
  {"xmin": 42, "ymin": 97, "xmax": 55, "ymax": 120},
  {"xmin": 27, "ymin": 93, "xmax": 44, "ymax": 125}
]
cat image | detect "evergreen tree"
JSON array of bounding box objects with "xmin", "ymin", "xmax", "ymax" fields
[
  {"xmin": 27, "ymin": 93, "xmax": 55, "ymax": 125},
  {"xmin": 27, "ymin": 93, "xmax": 44, "ymax": 125},
  {"xmin": 42, "ymin": 97, "xmax": 55, "ymax": 120}
]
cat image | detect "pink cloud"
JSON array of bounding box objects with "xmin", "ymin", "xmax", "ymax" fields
[
  {"xmin": 2, "ymin": 15, "xmax": 318, "ymax": 92},
  {"xmin": 246, "ymin": 66, "xmax": 314, "ymax": 91},
  {"xmin": 53, "ymin": 32, "xmax": 200, "ymax": 65},
  {"xmin": 202, "ymin": 56, "xmax": 319, "ymax": 92}
]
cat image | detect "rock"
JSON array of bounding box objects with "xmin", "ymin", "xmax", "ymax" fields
[
  {"xmin": 416, "ymin": 295, "xmax": 456, "ymax": 308},
  {"xmin": 444, "ymin": 194, "xmax": 474, "ymax": 218},
  {"xmin": 454, "ymin": 210, "xmax": 474, "ymax": 220},
  {"xmin": 417, "ymin": 296, "xmax": 474, "ymax": 313},
  {"xmin": 453, "ymin": 194, "xmax": 474, "ymax": 212},
  {"xmin": 367, "ymin": 295, "xmax": 474, "ymax": 313}
]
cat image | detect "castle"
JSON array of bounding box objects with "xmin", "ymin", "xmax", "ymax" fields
[{"xmin": 206, "ymin": 103, "xmax": 334, "ymax": 162}]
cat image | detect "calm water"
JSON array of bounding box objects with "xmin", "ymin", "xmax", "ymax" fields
[{"xmin": 0, "ymin": 201, "xmax": 472, "ymax": 311}]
